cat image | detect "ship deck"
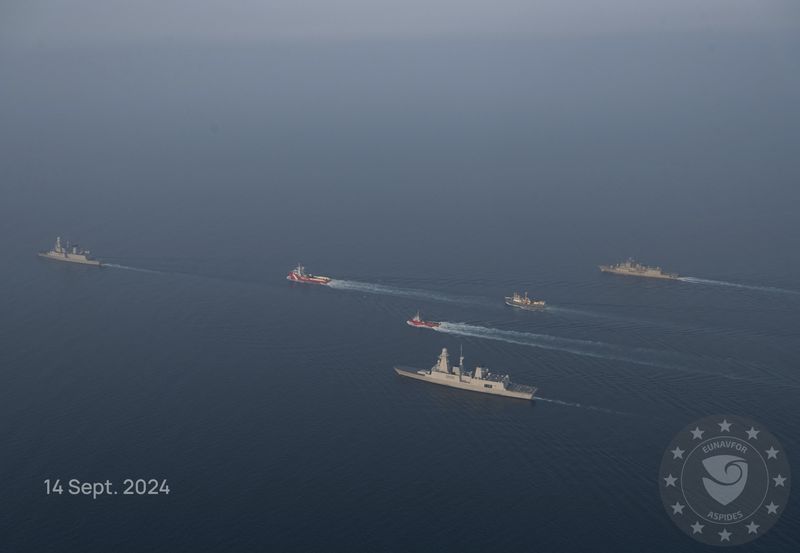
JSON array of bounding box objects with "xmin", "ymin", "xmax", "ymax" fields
[
  {"xmin": 38, "ymin": 252, "xmax": 102, "ymax": 266},
  {"xmin": 394, "ymin": 366, "xmax": 426, "ymax": 376},
  {"xmin": 507, "ymin": 383, "xmax": 537, "ymax": 395},
  {"xmin": 505, "ymin": 300, "xmax": 546, "ymax": 309},
  {"xmin": 394, "ymin": 366, "xmax": 537, "ymax": 399}
]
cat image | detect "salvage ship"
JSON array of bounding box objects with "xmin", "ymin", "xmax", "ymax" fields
[
  {"xmin": 38, "ymin": 237, "xmax": 102, "ymax": 267},
  {"xmin": 406, "ymin": 311, "xmax": 440, "ymax": 329},
  {"xmin": 505, "ymin": 291, "xmax": 546, "ymax": 310},
  {"xmin": 599, "ymin": 258, "xmax": 679, "ymax": 280},
  {"xmin": 395, "ymin": 347, "xmax": 537, "ymax": 400},
  {"xmin": 286, "ymin": 264, "xmax": 331, "ymax": 285}
]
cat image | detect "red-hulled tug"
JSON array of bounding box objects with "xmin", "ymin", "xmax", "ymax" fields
[
  {"xmin": 286, "ymin": 264, "xmax": 332, "ymax": 285},
  {"xmin": 406, "ymin": 311, "xmax": 441, "ymax": 329}
]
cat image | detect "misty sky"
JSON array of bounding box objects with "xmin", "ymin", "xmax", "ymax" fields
[{"xmin": 3, "ymin": 0, "xmax": 799, "ymax": 46}]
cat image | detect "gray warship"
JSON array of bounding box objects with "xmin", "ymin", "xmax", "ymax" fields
[
  {"xmin": 38, "ymin": 237, "xmax": 102, "ymax": 267},
  {"xmin": 599, "ymin": 258, "xmax": 678, "ymax": 280},
  {"xmin": 395, "ymin": 347, "xmax": 537, "ymax": 400},
  {"xmin": 505, "ymin": 291, "xmax": 546, "ymax": 310}
]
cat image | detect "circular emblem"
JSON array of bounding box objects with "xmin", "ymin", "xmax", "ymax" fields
[{"xmin": 659, "ymin": 415, "xmax": 791, "ymax": 546}]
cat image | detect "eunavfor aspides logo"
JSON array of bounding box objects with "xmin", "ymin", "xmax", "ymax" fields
[{"xmin": 660, "ymin": 415, "xmax": 791, "ymax": 546}]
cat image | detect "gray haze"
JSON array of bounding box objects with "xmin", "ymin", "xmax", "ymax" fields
[
  {"xmin": 1, "ymin": 2, "xmax": 800, "ymax": 551},
  {"xmin": 1, "ymin": 2, "xmax": 798, "ymax": 272},
  {"xmin": 3, "ymin": 0, "xmax": 800, "ymax": 46}
]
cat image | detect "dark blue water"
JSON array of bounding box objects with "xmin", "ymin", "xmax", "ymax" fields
[{"xmin": 1, "ymin": 36, "xmax": 799, "ymax": 552}]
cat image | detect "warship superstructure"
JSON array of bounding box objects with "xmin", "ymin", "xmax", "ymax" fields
[
  {"xmin": 505, "ymin": 291, "xmax": 545, "ymax": 309},
  {"xmin": 599, "ymin": 258, "xmax": 678, "ymax": 280},
  {"xmin": 395, "ymin": 347, "xmax": 537, "ymax": 400},
  {"xmin": 286, "ymin": 264, "xmax": 331, "ymax": 285},
  {"xmin": 406, "ymin": 311, "xmax": 440, "ymax": 329},
  {"xmin": 38, "ymin": 237, "xmax": 102, "ymax": 267}
]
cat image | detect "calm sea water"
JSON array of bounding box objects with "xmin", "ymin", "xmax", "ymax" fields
[{"xmin": 1, "ymin": 35, "xmax": 799, "ymax": 552}]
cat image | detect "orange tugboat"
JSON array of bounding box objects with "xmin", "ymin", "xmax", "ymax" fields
[
  {"xmin": 406, "ymin": 311, "xmax": 441, "ymax": 329},
  {"xmin": 286, "ymin": 264, "xmax": 331, "ymax": 285}
]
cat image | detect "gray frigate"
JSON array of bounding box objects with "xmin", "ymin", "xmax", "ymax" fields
[
  {"xmin": 38, "ymin": 237, "xmax": 102, "ymax": 267},
  {"xmin": 599, "ymin": 258, "xmax": 678, "ymax": 280},
  {"xmin": 395, "ymin": 347, "xmax": 537, "ymax": 400}
]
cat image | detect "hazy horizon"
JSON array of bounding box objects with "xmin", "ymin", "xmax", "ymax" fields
[
  {"xmin": 1, "ymin": 2, "xmax": 799, "ymax": 552},
  {"xmin": 3, "ymin": 0, "xmax": 800, "ymax": 48}
]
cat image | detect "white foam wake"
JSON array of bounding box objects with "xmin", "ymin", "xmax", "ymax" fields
[
  {"xmin": 433, "ymin": 321, "xmax": 674, "ymax": 368},
  {"xmin": 434, "ymin": 321, "xmax": 800, "ymax": 387},
  {"xmin": 535, "ymin": 396, "xmax": 628, "ymax": 415},
  {"xmin": 431, "ymin": 321, "xmax": 764, "ymax": 384},
  {"xmin": 680, "ymin": 276, "xmax": 799, "ymax": 296},
  {"xmin": 105, "ymin": 263, "xmax": 165, "ymax": 275},
  {"xmin": 327, "ymin": 279, "xmax": 487, "ymax": 306}
]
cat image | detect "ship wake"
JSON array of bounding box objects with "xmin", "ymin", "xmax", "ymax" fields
[
  {"xmin": 105, "ymin": 263, "xmax": 166, "ymax": 275},
  {"xmin": 327, "ymin": 279, "xmax": 487, "ymax": 306},
  {"xmin": 432, "ymin": 322, "xmax": 769, "ymax": 384},
  {"xmin": 535, "ymin": 396, "xmax": 630, "ymax": 415},
  {"xmin": 434, "ymin": 322, "xmax": 676, "ymax": 367},
  {"xmin": 679, "ymin": 276, "xmax": 799, "ymax": 296}
]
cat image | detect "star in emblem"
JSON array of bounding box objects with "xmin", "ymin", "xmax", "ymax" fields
[
  {"xmin": 746, "ymin": 426, "xmax": 760, "ymax": 440},
  {"xmin": 765, "ymin": 502, "xmax": 779, "ymax": 515},
  {"xmin": 765, "ymin": 446, "xmax": 779, "ymax": 459},
  {"xmin": 671, "ymin": 502, "xmax": 685, "ymax": 515},
  {"xmin": 690, "ymin": 426, "xmax": 704, "ymax": 440},
  {"xmin": 663, "ymin": 474, "xmax": 677, "ymax": 487},
  {"xmin": 671, "ymin": 446, "xmax": 685, "ymax": 459},
  {"xmin": 773, "ymin": 474, "xmax": 787, "ymax": 487},
  {"xmin": 690, "ymin": 521, "xmax": 704, "ymax": 534},
  {"xmin": 746, "ymin": 521, "xmax": 760, "ymax": 534},
  {"xmin": 718, "ymin": 419, "xmax": 732, "ymax": 432},
  {"xmin": 718, "ymin": 528, "xmax": 732, "ymax": 542}
]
